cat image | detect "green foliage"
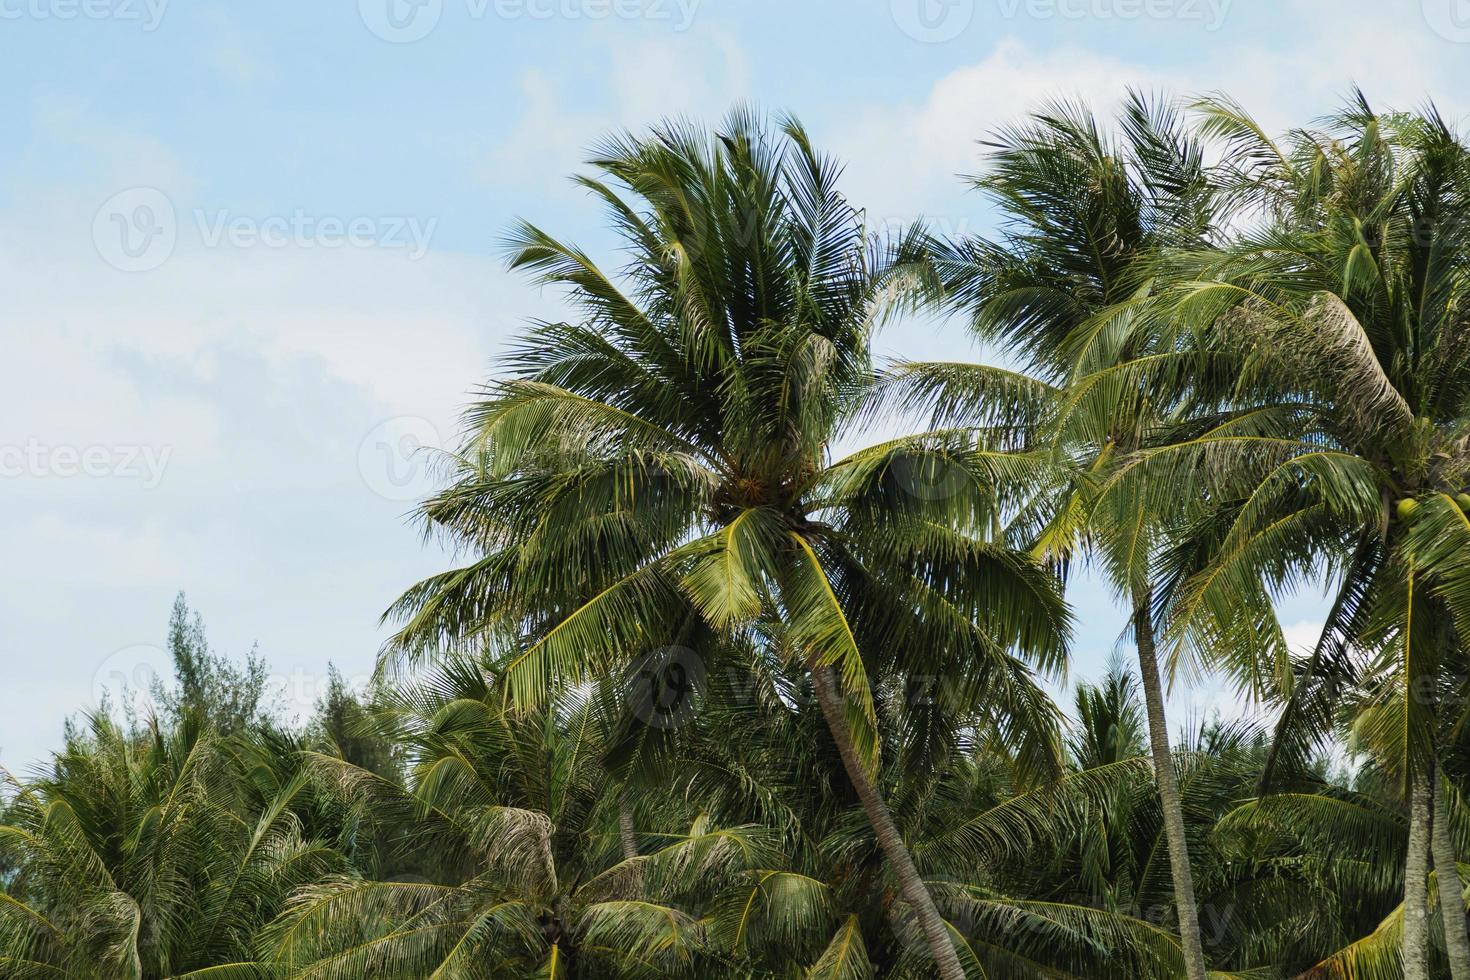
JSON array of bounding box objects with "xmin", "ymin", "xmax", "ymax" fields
[
  {"xmin": 13, "ymin": 94, "xmax": 1470, "ymax": 978},
  {"xmin": 0, "ymin": 715, "xmax": 347, "ymax": 978},
  {"xmin": 154, "ymin": 593, "xmax": 271, "ymax": 736},
  {"xmin": 305, "ymin": 666, "xmax": 401, "ymax": 781}
]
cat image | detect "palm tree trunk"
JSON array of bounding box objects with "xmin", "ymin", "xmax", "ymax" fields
[
  {"xmin": 1406, "ymin": 764, "xmax": 1433, "ymax": 980},
  {"xmin": 1133, "ymin": 601, "xmax": 1208, "ymax": 980},
  {"xmin": 1433, "ymin": 764, "xmax": 1470, "ymax": 979},
  {"xmin": 617, "ymin": 792, "xmax": 639, "ymax": 862},
  {"xmin": 810, "ymin": 663, "xmax": 966, "ymax": 980}
]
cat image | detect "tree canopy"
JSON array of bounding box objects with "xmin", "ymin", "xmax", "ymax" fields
[{"xmin": 7, "ymin": 94, "xmax": 1470, "ymax": 979}]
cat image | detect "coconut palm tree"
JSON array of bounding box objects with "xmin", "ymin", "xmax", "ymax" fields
[
  {"xmin": 896, "ymin": 92, "xmax": 1223, "ymax": 979},
  {"xmin": 1121, "ymin": 91, "xmax": 1470, "ymax": 979},
  {"xmin": 382, "ymin": 108, "xmax": 1073, "ymax": 979},
  {"xmin": 291, "ymin": 636, "xmax": 1218, "ymax": 978},
  {"xmin": 0, "ymin": 713, "xmax": 343, "ymax": 979},
  {"xmin": 670, "ymin": 628, "xmax": 1204, "ymax": 977},
  {"xmin": 919, "ymin": 658, "xmax": 1410, "ymax": 977},
  {"xmin": 1221, "ymin": 725, "xmax": 1454, "ymax": 978},
  {"xmin": 275, "ymin": 659, "xmax": 743, "ymax": 978}
]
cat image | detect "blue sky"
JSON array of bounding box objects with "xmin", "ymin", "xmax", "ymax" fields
[{"xmin": 2, "ymin": 0, "xmax": 1464, "ymax": 770}]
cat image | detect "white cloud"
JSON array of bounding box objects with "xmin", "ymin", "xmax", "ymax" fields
[
  {"xmin": 605, "ymin": 28, "xmax": 749, "ymax": 122},
  {"xmin": 484, "ymin": 69, "xmax": 597, "ymax": 189},
  {"xmin": 0, "ymin": 188, "xmax": 527, "ymax": 431},
  {"xmin": 1282, "ymin": 619, "xmax": 1327, "ymax": 656},
  {"xmin": 30, "ymin": 93, "xmax": 195, "ymax": 197},
  {"xmin": 13, "ymin": 514, "xmax": 192, "ymax": 588},
  {"xmin": 831, "ymin": 21, "xmax": 1466, "ymax": 229},
  {"xmin": 0, "ymin": 108, "xmax": 538, "ymax": 769},
  {"xmin": 831, "ymin": 38, "xmax": 1168, "ymax": 225},
  {"xmin": 482, "ymin": 27, "xmax": 749, "ymax": 195}
]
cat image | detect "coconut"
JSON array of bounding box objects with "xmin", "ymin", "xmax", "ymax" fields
[
  {"xmin": 1397, "ymin": 498, "xmax": 1420, "ymax": 521},
  {"xmin": 1457, "ymin": 493, "xmax": 1470, "ymax": 513}
]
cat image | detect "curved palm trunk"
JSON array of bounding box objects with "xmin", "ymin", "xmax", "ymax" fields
[
  {"xmin": 1433, "ymin": 764, "xmax": 1470, "ymax": 979},
  {"xmin": 1133, "ymin": 602, "xmax": 1208, "ymax": 980},
  {"xmin": 810, "ymin": 663, "xmax": 966, "ymax": 980},
  {"xmin": 1406, "ymin": 765, "xmax": 1433, "ymax": 980}
]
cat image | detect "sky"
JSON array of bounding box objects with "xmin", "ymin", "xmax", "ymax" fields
[{"xmin": 1, "ymin": 0, "xmax": 1464, "ymax": 771}]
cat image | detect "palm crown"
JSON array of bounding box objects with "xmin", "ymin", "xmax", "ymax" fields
[
  {"xmin": 1138, "ymin": 95, "xmax": 1470, "ymax": 779},
  {"xmin": 0, "ymin": 716, "xmax": 346, "ymax": 979},
  {"xmin": 1113, "ymin": 92, "xmax": 1470, "ymax": 979},
  {"xmin": 384, "ymin": 108, "xmax": 1071, "ymax": 978},
  {"xmin": 387, "ymin": 109, "xmax": 1071, "ymax": 770}
]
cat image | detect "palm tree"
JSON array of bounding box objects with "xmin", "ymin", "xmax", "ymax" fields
[
  {"xmin": 276, "ymin": 660, "xmax": 739, "ymax": 978},
  {"xmin": 1124, "ymin": 91, "xmax": 1470, "ymax": 978},
  {"xmin": 1225, "ymin": 731, "xmax": 1450, "ymax": 978},
  {"xmin": 671, "ymin": 629, "xmax": 1201, "ymax": 977},
  {"xmin": 611, "ymin": 627, "xmax": 1215, "ymax": 977},
  {"xmin": 0, "ymin": 714, "xmax": 343, "ymax": 979},
  {"xmin": 902, "ymin": 93, "xmax": 1222, "ymax": 979},
  {"xmin": 383, "ymin": 108, "xmax": 1073, "ymax": 979},
  {"xmin": 290, "ymin": 638, "xmax": 1218, "ymax": 978},
  {"xmin": 923, "ymin": 659, "xmax": 1409, "ymax": 976}
]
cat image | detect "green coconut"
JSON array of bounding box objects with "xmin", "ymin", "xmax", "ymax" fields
[
  {"xmin": 1397, "ymin": 497, "xmax": 1420, "ymax": 521},
  {"xmin": 1457, "ymin": 493, "xmax": 1470, "ymax": 513}
]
